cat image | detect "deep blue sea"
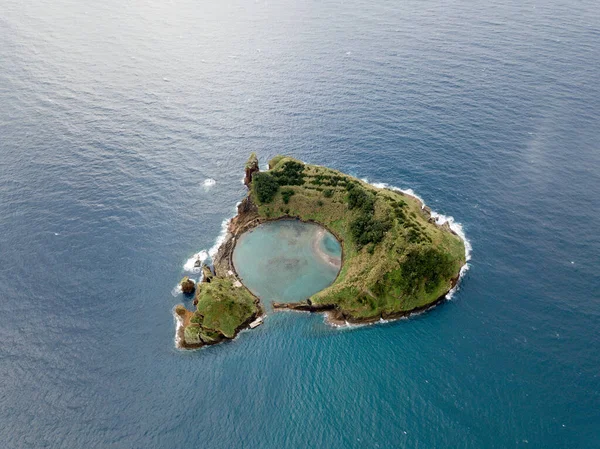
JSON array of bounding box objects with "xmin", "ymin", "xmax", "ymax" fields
[{"xmin": 1, "ymin": 0, "xmax": 599, "ymax": 447}]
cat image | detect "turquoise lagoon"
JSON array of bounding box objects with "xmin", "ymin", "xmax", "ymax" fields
[{"xmin": 232, "ymin": 220, "xmax": 342, "ymax": 306}]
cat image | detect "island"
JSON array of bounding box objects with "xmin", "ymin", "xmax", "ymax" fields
[{"xmin": 174, "ymin": 154, "xmax": 467, "ymax": 349}]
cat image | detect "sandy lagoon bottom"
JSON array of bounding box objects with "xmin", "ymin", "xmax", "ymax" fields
[{"xmin": 232, "ymin": 220, "xmax": 342, "ymax": 306}]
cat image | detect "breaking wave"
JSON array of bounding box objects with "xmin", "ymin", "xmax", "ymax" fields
[
  {"xmin": 182, "ymin": 203, "xmax": 239, "ymax": 275},
  {"xmin": 173, "ymin": 307, "xmax": 184, "ymax": 348},
  {"xmin": 203, "ymin": 178, "xmax": 216, "ymax": 190},
  {"xmin": 209, "ymin": 215, "xmax": 232, "ymax": 258},
  {"xmin": 183, "ymin": 250, "xmax": 209, "ymax": 273}
]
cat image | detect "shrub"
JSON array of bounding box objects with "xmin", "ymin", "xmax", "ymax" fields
[
  {"xmin": 346, "ymin": 184, "xmax": 374, "ymax": 212},
  {"xmin": 323, "ymin": 189, "xmax": 334, "ymax": 198},
  {"xmin": 272, "ymin": 161, "xmax": 305, "ymax": 186},
  {"xmin": 253, "ymin": 172, "xmax": 279, "ymax": 203},
  {"xmin": 400, "ymin": 248, "xmax": 455, "ymax": 295},
  {"xmin": 281, "ymin": 188, "xmax": 295, "ymax": 204},
  {"xmin": 350, "ymin": 214, "xmax": 391, "ymax": 247}
]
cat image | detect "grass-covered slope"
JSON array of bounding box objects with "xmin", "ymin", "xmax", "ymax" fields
[
  {"xmin": 195, "ymin": 278, "xmax": 257, "ymax": 338},
  {"xmin": 177, "ymin": 278, "xmax": 259, "ymax": 347},
  {"xmin": 251, "ymin": 156, "xmax": 466, "ymax": 320}
]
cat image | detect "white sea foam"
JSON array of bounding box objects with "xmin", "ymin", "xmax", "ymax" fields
[
  {"xmin": 208, "ymin": 217, "xmax": 232, "ymax": 258},
  {"xmin": 183, "ymin": 250, "xmax": 209, "ymax": 273},
  {"xmin": 203, "ymin": 178, "xmax": 216, "ymax": 190},
  {"xmin": 182, "ymin": 205, "xmax": 238, "ymax": 276},
  {"xmin": 173, "ymin": 307, "xmax": 184, "ymax": 348},
  {"xmin": 326, "ymin": 314, "xmax": 409, "ymax": 330},
  {"xmin": 362, "ymin": 178, "xmax": 472, "ymax": 300}
]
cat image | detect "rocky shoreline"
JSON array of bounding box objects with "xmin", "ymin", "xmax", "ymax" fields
[{"xmin": 272, "ymin": 274, "xmax": 460, "ymax": 326}]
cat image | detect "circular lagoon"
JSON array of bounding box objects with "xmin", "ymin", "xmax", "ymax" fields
[{"xmin": 232, "ymin": 220, "xmax": 342, "ymax": 304}]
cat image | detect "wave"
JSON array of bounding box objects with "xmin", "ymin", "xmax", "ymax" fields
[
  {"xmin": 182, "ymin": 204, "xmax": 240, "ymax": 275},
  {"xmin": 203, "ymin": 178, "xmax": 216, "ymax": 190},
  {"xmin": 209, "ymin": 216, "xmax": 232, "ymax": 258},
  {"xmin": 361, "ymin": 178, "xmax": 472, "ymax": 300},
  {"xmin": 172, "ymin": 307, "xmax": 184, "ymax": 348},
  {"xmin": 183, "ymin": 250, "xmax": 209, "ymax": 273}
]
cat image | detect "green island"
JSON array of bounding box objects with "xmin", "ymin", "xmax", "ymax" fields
[{"xmin": 174, "ymin": 153, "xmax": 467, "ymax": 349}]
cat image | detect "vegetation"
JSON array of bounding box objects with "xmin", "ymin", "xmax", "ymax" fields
[
  {"xmin": 346, "ymin": 184, "xmax": 392, "ymax": 248},
  {"xmin": 245, "ymin": 152, "xmax": 258, "ymax": 169},
  {"xmin": 281, "ymin": 188, "xmax": 295, "ymax": 204},
  {"xmin": 194, "ymin": 278, "xmax": 258, "ymax": 338},
  {"xmin": 272, "ymin": 161, "xmax": 305, "ymax": 186},
  {"xmin": 252, "ymin": 172, "xmax": 280, "ymax": 203},
  {"xmin": 249, "ymin": 155, "xmax": 466, "ymax": 320}
]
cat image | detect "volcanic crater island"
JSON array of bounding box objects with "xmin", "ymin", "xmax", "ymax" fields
[{"xmin": 174, "ymin": 154, "xmax": 467, "ymax": 349}]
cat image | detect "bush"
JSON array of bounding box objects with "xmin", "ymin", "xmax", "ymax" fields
[
  {"xmin": 346, "ymin": 184, "xmax": 374, "ymax": 212},
  {"xmin": 281, "ymin": 188, "xmax": 295, "ymax": 204},
  {"xmin": 323, "ymin": 189, "xmax": 334, "ymax": 198},
  {"xmin": 350, "ymin": 214, "xmax": 391, "ymax": 247},
  {"xmin": 253, "ymin": 172, "xmax": 279, "ymax": 203},
  {"xmin": 400, "ymin": 248, "xmax": 455, "ymax": 294},
  {"xmin": 272, "ymin": 161, "xmax": 305, "ymax": 186}
]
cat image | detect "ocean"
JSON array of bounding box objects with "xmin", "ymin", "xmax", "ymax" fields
[{"xmin": 1, "ymin": 0, "xmax": 599, "ymax": 447}]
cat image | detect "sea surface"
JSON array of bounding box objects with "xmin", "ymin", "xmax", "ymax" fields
[
  {"xmin": 1, "ymin": 0, "xmax": 599, "ymax": 448},
  {"xmin": 233, "ymin": 220, "xmax": 341, "ymax": 306}
]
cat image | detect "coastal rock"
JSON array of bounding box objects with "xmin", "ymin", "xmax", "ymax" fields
[
  {"xmin": 237, "ymin": 195, "xmax": 258, "ymax": 216},
  {"xmin": 244, "ymin": 152, "xmax": 259, "ymax": 187},
  {"xmin": 174, "ymin": 304, "xmax": 187, "ymax": 317},
  {"xmin": 272, "ymin": 301, "xmax": 335, "ymax": 312},
  {"xmin": 180, "ymin": 276, "xmax": 196, "ymax": 294},
  {"xmin": 201, "ymin": 264, "xmax": 214, "ymax": 283}
]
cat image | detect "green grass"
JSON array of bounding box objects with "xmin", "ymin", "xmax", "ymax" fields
[
  {"xmin": 193, "ymin": 278, "xmax": 258, "ymax": 339},
  {"xmin": 251, "ymin": 155, "xmax": 466, "ymax": 320}
]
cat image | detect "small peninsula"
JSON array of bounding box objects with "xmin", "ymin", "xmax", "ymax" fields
[{"xmin": 174, "ymin": 154, "xmax": 467, "ymax": 349}]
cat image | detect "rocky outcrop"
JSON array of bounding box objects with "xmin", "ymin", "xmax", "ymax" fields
[
  {"xmin": 180, "ymin": 276, "xmax": 196, "ymax": 294},
  {"xmin": 201, "ymin": 264, "xmax": 214, "ymax": 283},
  {"xmin": 244, "ymin": 152, "xmax": 259, "ymax": 188},
  {"xmin": 272, "ymin": 301, "xmax": 335, "ymax": 312}
]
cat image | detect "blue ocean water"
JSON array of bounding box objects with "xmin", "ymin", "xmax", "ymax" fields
[
  {"xmin": 1, "ymin": 0, "xmax": 599, "ymax": 448},
  {"xmin": 233, "ymin": 220, "xmax": 341, "ymax": 305}
]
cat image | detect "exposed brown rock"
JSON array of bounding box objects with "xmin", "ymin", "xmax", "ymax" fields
[
  {"xmin": 201, "ymin": 264, "xmax": 214, "ymax": 283},
  {"xmin": 244, "ymin": 152, "xmax": 259, "ymax": 188},
  {"xmin": 180, "ymin": 276, "xmax": 195, "ymax": 294}
]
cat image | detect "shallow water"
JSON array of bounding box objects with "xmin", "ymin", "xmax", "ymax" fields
[
  {"xmin": 233, "ymin": 220, "xmax": 341, "ymax": 306},
  {"xmin": 1, "ymin": 0, "xmax": 600, "ymax": 447}
]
